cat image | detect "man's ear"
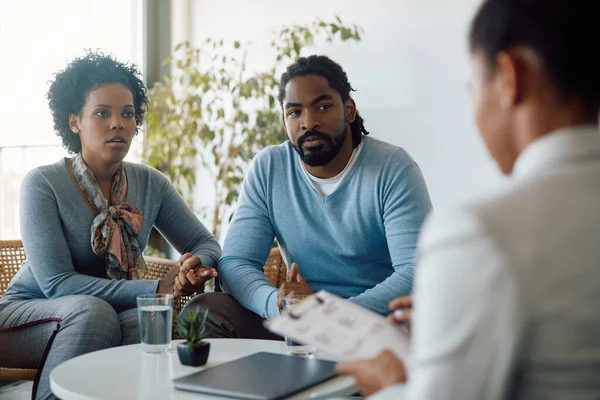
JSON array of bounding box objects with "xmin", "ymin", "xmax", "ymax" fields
[
  {"xmin": 345, "ymin": 98, "xmax": 357, "ymax": 124},
  {"xmin": 281, "ymin": 112, "xmax": 287, "ymax": 134},
  {"xmin": 69, "ymin": 113, "xmax": 81, "ymax": 134}
]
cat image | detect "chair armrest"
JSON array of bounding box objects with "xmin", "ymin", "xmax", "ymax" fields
[
  {"xmin": 264, "ymin": 248, "xmax": 287, "ymax": 288},
  {"xmin": 143, "ymin": 256, "xmax": 177, "ymax": 279}
]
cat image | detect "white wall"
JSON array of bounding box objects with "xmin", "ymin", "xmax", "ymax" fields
[{"xmin": 187, "ymin": 0, "xmax": 507, "ymax": 215}]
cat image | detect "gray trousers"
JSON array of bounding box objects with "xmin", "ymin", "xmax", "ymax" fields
[
  {"xmin": 0, "ymin": 295, "xmax": 139, "ymax": 400},
  {"xmin": 182, "ymin": 292, "xmax": 282, "ymax": 340}
]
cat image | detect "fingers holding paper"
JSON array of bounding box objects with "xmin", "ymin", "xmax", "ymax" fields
[
  {"xmin": 387, "ymin": 295, "xmax": 412, "ymax": 328},
  {"xmin": 335, "ymin": 349, "xmax": 407, "ymax": 396},
  {"xmin": 389, "ymin": 295, "xmax": 412, "ymax": 312}
]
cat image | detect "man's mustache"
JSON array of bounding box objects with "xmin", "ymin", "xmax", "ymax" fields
[{"xmin": 297, "ymin": 130, "xmax": 331, "ymax": 147}]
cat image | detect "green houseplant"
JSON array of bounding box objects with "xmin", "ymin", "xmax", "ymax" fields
[
  {"xmin": 176, "ymin": 307, "xmax": 211, "ymax": 366},
  {"xmin": 144, "ymin": 17, "xmax": 362, "ymax": 239}
]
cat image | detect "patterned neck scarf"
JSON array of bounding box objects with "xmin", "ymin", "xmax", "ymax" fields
[{"xmin": 71, "ymin": 154, "xmax": 147, "ymax": 280}]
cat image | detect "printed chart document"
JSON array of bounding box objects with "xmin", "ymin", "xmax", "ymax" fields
[{"xmin": 265, "ymin": 291, "xmax": 410, "ymax": 362}]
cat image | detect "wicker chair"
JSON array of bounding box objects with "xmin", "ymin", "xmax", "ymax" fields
[
  {"xmin": 263, "ymin": 247, "xmax": 287, "ymax": 289},
  {"xmin": 0, "ymin": 240, "xmax": 286, "ymax": 381},
  {"xmin": 0, "ymin": 240, "xmax": 33, "ymax": 381}
]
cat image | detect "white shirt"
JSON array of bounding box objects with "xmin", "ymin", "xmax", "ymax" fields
[
  {"xmin": 301, "ymin": 140, "xmax": 364, "ymax": 196},
  {"xmin": 397, "ymin": 125, "xmax": 600, "ymax": 400}
]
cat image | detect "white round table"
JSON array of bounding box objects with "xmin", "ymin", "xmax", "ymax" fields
[{"xmin": 50, "ymin": 338, "xmax": 358, "ymax": 400}]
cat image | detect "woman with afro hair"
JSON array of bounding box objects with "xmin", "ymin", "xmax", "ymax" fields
[{"xmin": 0, "ymin": 51, "xmax": 221, "ymax": 400}]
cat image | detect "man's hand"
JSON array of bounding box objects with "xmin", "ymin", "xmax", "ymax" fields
[
  {"xmin": 387, "ymin": 295, "xmax": 412, "ymax": 332},
  {"xmin": 174, "ymin": 253, "xmax": 218, "ymax": 297},
  {"xmin": 335, "ymin": 350, "xmax": 407, "ymax": 396},
  {"xmin": 277, "ymin": 262, "xmax": 314, "ymax": 309}
]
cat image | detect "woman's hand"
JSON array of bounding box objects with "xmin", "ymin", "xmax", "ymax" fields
[
  {"xmin": 156, "ymin": 253, "xmax": 217, "ymax": 298},
  {"xmin": 173, "ymin": 253, "xmax": 217, "ymax": 297},
  {"xmin": 156, "ymin": 264, "xmax": 180, "ymax": 296},
  {"xmin": 387, "ymin": 295, "xmax": 412, "ymax": 332},
  {"xmin": 335, "ymin": 350, "xmax": 407, "ymax": 396}
]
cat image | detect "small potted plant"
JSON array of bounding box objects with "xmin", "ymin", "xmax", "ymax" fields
[{"xmin": 176, "ymin": 307, "xmax": 211, "ymax": 366}]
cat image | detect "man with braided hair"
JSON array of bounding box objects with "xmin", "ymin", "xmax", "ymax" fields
[{"xmin": 185, "ymin": 55, "xmax": 432, "ymax": 339}]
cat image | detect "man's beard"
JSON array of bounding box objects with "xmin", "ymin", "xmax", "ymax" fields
[{"xmin": 293, "ymin": 125, "xmax": 347, "ymax": 167}]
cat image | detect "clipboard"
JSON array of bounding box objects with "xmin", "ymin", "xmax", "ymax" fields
[{"xmin": 264, "ymin": 291, "xmax": 410, "ymax": 362}]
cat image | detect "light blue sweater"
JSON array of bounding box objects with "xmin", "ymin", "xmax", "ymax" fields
[
  {"xmin": 3, "ymin": 158, "xmax": 221, "ymax": 310},
  {"xmin": 220, "ymin": 136, "xmax": 432, "ymax": 318}
]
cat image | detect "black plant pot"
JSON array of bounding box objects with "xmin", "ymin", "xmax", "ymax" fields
[{"xmin": 177, "ymin": 342, "xmax": 211, "ymax": 366}]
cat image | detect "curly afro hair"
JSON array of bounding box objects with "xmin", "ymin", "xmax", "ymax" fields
[{"xmin": 46, "ymin": 50, "xmax": 148, "ymax": 154}]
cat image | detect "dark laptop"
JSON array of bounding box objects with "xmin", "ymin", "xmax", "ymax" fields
[{"xmin": 172, "ymin": 351, "xmax": 338, "ymax": 400}]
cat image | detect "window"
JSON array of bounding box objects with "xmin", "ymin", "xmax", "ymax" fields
[{"xmin": 0, "ymin": 0, "xmax": 142, "ymax": 238}]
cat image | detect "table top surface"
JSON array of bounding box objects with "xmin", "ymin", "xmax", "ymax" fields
[{"xmin": 50, "ymin": 338, "xmax": 358, "ymax": 400}]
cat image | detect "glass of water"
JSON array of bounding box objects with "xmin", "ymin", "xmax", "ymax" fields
[
  {"xmin": 137, "ymin": 293, "xmax": 173, "ymax": 353},
  {"xmin": 282, "ymin": 295, "xmax": 316, "ymax": 357}
]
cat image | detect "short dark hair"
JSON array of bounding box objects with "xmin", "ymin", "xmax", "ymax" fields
[
  {"xmin": 278, "ymin": 55, "xmax": 369, "ymax": 147},
  {"xmin": 46, "ymin": 50, "xmax": 148, "ymax": 154},
  {"xmin": 469, "ymin": 0, "xmax": 600, "ymax": 116}
]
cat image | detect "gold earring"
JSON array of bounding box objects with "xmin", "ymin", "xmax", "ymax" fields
[
  {"xmin": 72, "ymin": 128, "xmax": 79, "ymax": 134},
  {"xmin": 500, "ymin": 97, "xmax": 512, "ymax": 110}
]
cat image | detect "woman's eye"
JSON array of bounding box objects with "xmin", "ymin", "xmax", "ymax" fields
[
  {"xmin": 123, "ymin": 111, "xmax": 135, "ymax": 119},
  {"xmin": 95, "ymin": 110, "xmax": 109, "ymax": 118}
]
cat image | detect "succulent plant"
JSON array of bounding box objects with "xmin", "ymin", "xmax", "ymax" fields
[{"xmin": 176, "ymin": 307, "xmax": 209, "ymax": 346}]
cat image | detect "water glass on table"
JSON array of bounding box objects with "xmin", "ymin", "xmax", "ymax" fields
[
  {"xmin": 137, "ymin": 293, "xmax": 173, "ymax": 353},
  {"xmin": 282, "ymin": 295, "xmax": 316, "ymax": 357}
]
